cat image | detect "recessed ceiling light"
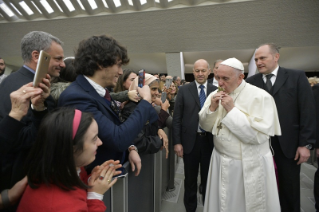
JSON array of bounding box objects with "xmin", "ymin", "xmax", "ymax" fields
[
  {"xmin": 155, "ymin": 0, "xmax": 159, "ymax": 2},
  {"xmin": 167, "ymin": 0, "xmax": 173, "ymax": 2},
  {"xmin": 31, "ymin": 1, "xmax": 42, "ymax": 14},
  {"xmin": 62, "ymin": 0, "xmax": 75, "ymax": 12},
  {"xmin": 77, "ymin": 0, "xmax": 85, "ymax": 10},
  {"xmin": 54, "ymin": 0, "xmax": 63, "ymax": 12},
  {"xmin": 10, "ymin": 3, "xmax": 22, "ymax": 16},
  {"xmin": 128, "ymin": 0, "xmax": 133, "ymax": 6},
  {"xmin": 88, "ymin": 0, "xmax": 97, "ymax": 10},
  {"xmin": 113, "ymin": 0, "xmax": 121, "ymax": 7},
  {"xmin": 0, "ymin": 3, "xmax": 15, "ymax": 17},
  {"xmin": 40, "ymin": 0, "xmax": 54, "ymax": 14},
  {"xmin": 19, "ymin": 1, "xmax": 34, "ymax": 15},
  {"xmin": 102, "ymin": 0, "xmax": 108, "ymax": 8},
  {"xmin": 140, "ymin": 0, "xmax": 146, "ymax": 5}
]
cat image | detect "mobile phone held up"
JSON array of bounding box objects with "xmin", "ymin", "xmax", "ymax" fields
[
  {"xmin": 33, "ymin": 50, "xmax": 51, "ymax": 87},
  {"xmin": 138, "ymin": 69, "xmax": 145, "ymax": 88},
  {"xmin": 161, "ymin": 92, "xmax": 167, "ymax": 103},
  {"xmin": 165, "ymin": 78, "xmax": 173, "ymax": 89}
]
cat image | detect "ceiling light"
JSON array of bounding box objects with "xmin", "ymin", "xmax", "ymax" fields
[
  {"xmin": 167, "ymin": 0, "xmax": 173, "ymax": 2},
  {"xmin": 31, "ymin": 1, "xmax": 42, "ymax": 14},
  {"xmin": 40, "ymin": 0, "xmax": 54, "ymax": 14},
  {"xmin": 77, "ymin": 0, "xmax": 85, "ymax": 10},
  {"xmin": 0, "ymin": 3, "xmax": 15, "ymax": 17},
  {"xmin": 155, "ymin": 0, "xmax": 159, "ymax": 2},
  {"xmin": 128, "ymin": 0, "xmax": 133, "ymax": 6},
  {"xmin": 101, "ymin": 0, "xmax": 108, "ymax": 8},
  {"xmin": 88, "ymin": 0, "xmax": 97, "ymax": 10},
  {"xmin": 140, "ymin": 0, "xmax": 146, "ymax": 5},
  {"xmin": 54, "ymin": 0, "xmax": 63, "ymax": 12},
  {"xmin": 113, "ymin": 0, "xmax": 121, "ymax": 7},
  {"xmin": 19, "ymin": 1, "xmax": 34, "ymax": 15},
  {"xmin": 10, "ymin": 3, "xmax": 22, "ymax": 16},
  {"xmin": 62, "ymin": 0, "xmax": 74, "ymax": 12}
]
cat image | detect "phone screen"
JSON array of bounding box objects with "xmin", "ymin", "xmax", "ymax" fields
[
  {"xmin": 161, "ymin": 92, "xmax": 167, "ymax": 103},
  {"xmin": 138, "ymin": 69, "xmax": 145, "ymax": 88}
]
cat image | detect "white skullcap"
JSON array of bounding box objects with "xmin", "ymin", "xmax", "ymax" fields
[{"xmin": 220, "ymin": 58, "xmax": 244, "ymax": 71}]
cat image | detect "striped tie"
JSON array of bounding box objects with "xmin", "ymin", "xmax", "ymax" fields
[
  {"xmin": 199, "ymin": 84, "xmax": 206, "ymax": 108},
  {"xmin": 199, "ymin": 85, "xmax": 206, "ymax": 132}
]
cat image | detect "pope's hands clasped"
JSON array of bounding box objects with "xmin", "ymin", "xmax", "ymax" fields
[{"xmin": 210, "ymin": 92, "xmax": 234, "ymax": 113}]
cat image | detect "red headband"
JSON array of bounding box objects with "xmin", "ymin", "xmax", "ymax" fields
[{"xmin": 72, "ymin": 109, "xmax": 82, "ymax": 140}]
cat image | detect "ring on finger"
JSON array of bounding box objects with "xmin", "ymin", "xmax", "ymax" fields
[
  {"xmin": 99, "ymin": 176, "xmax": 104, "ymax": 180},
  {"xmin": 23, "ymin": 90, "xmax": 26, "ymax": 94}
]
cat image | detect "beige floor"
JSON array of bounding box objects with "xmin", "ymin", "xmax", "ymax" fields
[{"xmin": 161, "ymin": 158, "xmax": 317, "ymax": 212}]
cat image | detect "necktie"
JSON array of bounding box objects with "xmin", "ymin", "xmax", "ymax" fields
[
  {"xmin": 199, "ymin": 84, "xmax": 206, "ymax": 108},
  {"xmin": 265, "ymin": 74, "xmax": 274, "ymax": 92},
  {"xmin": 104, "ymin": 89, "xmax": 111, "ymax": 101},
  {"xmin": 199, "ymin": 85, "xmax": 206, "ymax": 132}
]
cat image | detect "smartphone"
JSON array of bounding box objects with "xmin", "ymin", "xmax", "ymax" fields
[
  {"xmin": 161, "ymin": 92, "xmax": 167, "ymax": 103},
  {"xmin": 112, "ymin": 167, "xmax": 128, "ymax": 180},
  {"xmin": 165, "ymin": 78, "xmax": 173, "ymax": 89},
  {"xmin": 138, "ymin": 69, "xmax": 145, "ymax": 88},
  {"xmin": 33, "ymin": 50, "xmax": 51, "ymax": 87}
]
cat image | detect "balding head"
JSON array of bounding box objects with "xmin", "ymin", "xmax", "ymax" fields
[{"xmin": 193, "ymin": 59, "xmax": 211, "ymax": 84}]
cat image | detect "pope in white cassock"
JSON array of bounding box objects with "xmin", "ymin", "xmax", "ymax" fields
[{"xmin": 199, "ymin": 58, "xmax": 281, "ymax": 212}]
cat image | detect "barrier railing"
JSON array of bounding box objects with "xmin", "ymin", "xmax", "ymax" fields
[{"xmin": 103, "ymin": 125, "xmax": 175, "ymax": 212}]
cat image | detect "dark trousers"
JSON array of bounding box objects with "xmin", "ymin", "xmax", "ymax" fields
[
  {"xmin": 183, "ymin": 134, "xmax": 214, "ymax": 212},
  {"xmin": 272, "ymin": 136, "xmax": 301, "ymax": 212},
  {"xmin": 315, "ymin": 158, "xmax": 319, "ymax": 212}
]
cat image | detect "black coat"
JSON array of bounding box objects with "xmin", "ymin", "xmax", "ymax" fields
[
  {"xmin": 172, "ymin": 81, "xmax": 216, "ymax": 154},
  {"xmin": 246, "ymin": 67, "xmax": 316, "ymax": 158},
  {"xmin": 312, "ymin": 84, "xmax": 319, "ymax": 148},
  {"xmin": 0, "ymin": 66, "xmax": 55, "ymax": 191}
]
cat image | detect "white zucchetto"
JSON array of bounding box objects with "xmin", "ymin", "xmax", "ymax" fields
[{"xmin": 220, "ymin": 58, "xmax": 244, "ymax": 71}]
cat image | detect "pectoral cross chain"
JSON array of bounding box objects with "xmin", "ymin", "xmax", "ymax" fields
[{"xmin": 217, "ymin": 123, "xmax": 223, "ymax": 135}]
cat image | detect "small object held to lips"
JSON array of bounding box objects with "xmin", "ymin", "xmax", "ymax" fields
[{"xmin": 218, "ymin": 87, "xmax": 224, "ymax": 92}]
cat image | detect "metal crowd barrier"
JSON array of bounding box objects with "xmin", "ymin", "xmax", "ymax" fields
[{"xmin": 102, "ymin": 124, "xmax": 176, "ymax": 212}]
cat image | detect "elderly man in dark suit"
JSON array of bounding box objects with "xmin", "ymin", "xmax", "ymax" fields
[
  {"xmin": 0, "ymin": 31, "xmax": 63, "ymax": 194},
  {"xmin": 246, "ymin": 43, "xmax": 316, "ymax": 212},
  {"xmin": 58, "ymin": 35, "xmax": 158, "ymax": 175},
  {"xmin": 173, "ymin": 59, "xmax": 216, "ymax": 212}
]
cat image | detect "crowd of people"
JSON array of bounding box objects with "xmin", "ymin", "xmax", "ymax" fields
[{"xmin": 0, "ymin": 31, "xmax": 318, "ymax": 212}]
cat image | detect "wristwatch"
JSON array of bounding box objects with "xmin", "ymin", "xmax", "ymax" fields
[
  {"xmin": 128, "ymin": 145, "xmax": 138, "ymax": 153},
  {"xmin": 305, "ymin": 144, "xmax": 313, "ymax": 150}
]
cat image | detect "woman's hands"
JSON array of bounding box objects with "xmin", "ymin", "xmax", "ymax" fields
[{"xmin": 88, "ymin": 160, "xmax": 122, "ymax": 195}]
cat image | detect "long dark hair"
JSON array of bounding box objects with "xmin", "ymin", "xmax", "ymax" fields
[
  {"xmin": 26, "ymin": 108, "xmax": 94, "ymax": 190},
  {"xmin": 114, "ymin": 69, "xmax": 136, "ymax": 92}
]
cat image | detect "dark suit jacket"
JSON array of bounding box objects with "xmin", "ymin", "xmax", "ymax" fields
[
  {"xmin": 58, "ymin": 75, "xmax": 158, "ymax": 171},
  {"xmin": 0, "ymin": 66, "xmax": 54, "ymax": 190},
  {"xmin": 312, "ymin": 84, "xmax": 319, "ymax": 148},
  {"xmin": 172, "ymin": 81, "xmax": 217, "ymax": 154},
  {"xmin": 246, "ymin": 67, "xmax": 316, "ymax": 158}
]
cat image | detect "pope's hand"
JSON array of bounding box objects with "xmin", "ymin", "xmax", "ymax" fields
[
  {"xmin": 210, "ymin": 92, "xmax": 225, "ymax": 112},
  {"xmin": 221, "ymin": 94, "xmax": 234, "ymax": 112}
]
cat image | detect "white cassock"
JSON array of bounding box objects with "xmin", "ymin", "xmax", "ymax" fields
[{"xmin": 199, "ymin": 80, "xmax": 281, "ymax": 212}]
